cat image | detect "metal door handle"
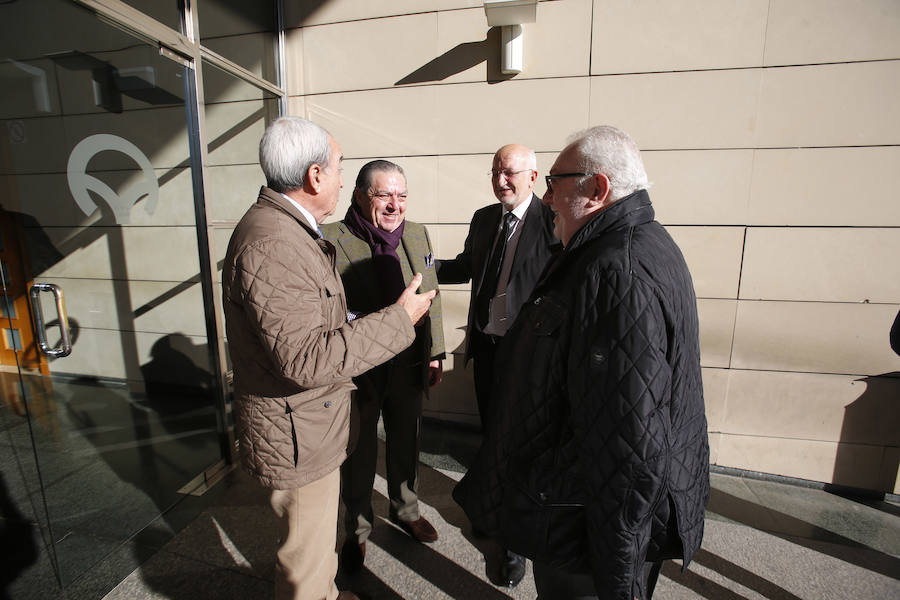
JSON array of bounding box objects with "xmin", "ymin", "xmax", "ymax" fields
[{"xmin": 29, "ymin": 283, "xmax": 72, "ymax": 358}]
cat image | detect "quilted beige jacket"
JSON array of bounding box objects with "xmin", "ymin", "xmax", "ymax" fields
[{"xmin": 223, "ymin": 187, "xmax": 415, "ymax": 489}]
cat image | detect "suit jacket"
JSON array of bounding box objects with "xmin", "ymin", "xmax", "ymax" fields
[
  {"xmin": 322, "ymin": 220, "xmax": 445, "ymax": 372},
  {"xmin": 436, "ymin": 194, "xmax": 558, "ymax": 361}
]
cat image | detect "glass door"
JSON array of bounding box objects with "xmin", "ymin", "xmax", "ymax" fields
[{"xmin": 0, "ymin": 0, "xmax": 223, "ymax": 591}]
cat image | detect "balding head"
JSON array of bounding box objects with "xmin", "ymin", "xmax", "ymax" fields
[{"xmin": 491, "ymin": 144, "xmax": 538, "ymax": 210}]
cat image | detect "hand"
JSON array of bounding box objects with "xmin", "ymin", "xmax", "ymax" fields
[
  {"xmin": 428, "ymin": 359, "xmax": 443, "ymax": 387},
  {"xmin": 397, "ymin": 273, "xmax": 436, "ymax": 326}
]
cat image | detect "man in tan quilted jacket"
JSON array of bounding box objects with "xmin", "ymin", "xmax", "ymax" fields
[{"xmin": 222, "ymin": 116, "xmax": 435, "ymax": 600}]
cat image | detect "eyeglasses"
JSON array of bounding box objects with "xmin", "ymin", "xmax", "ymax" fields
[
  {"xmin": 489, "ymin": 169, "xmax": 533, "ymax": 179},
  {"xmin": 544, "ymin": 172, "xmax": 592, "ymax": 192}
]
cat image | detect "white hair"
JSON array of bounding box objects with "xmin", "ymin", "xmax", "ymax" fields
[
  {"xmin": 566, "ymin": 125, "xmax": 649, "ymax": 201},
  {"xmin": 259, "ymin": 116, "xmax": 331, "ymax": 193}
]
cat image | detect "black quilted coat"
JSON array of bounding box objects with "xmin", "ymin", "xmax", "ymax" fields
[{"xmin": 453, "ymin": 190, "xmax": 709, "ymax": 598}]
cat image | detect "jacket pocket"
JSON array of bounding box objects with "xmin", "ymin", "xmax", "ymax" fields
[
  {"xmin": 499, "ymin": 480, "xmax": 589, "ymax": 573},
  {"xmin": 320, "ymin": 283, "xmax": 345, "ymax": 326},
  {"xmin": 285, "ymin": 401, "xmax": 299, "ymax": 467},
  {"xmin": 517, "ymin": 294, "xmax": 568, "ymax": 389},
  {"xmin": 527, "ymin": 294, "xmax": 567, "ymax": 335}
]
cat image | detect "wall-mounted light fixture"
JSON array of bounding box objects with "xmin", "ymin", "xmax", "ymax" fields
[{"xmin": 484, "ymin": 0, "xmax": 537, "ymax": 75}]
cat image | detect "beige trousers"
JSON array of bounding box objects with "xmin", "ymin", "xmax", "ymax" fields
[{"xmin": 270, "ymin": 469, "xmax": 341, "ymax": 600}]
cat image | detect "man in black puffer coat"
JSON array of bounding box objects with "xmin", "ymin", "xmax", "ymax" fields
[{"xmin": 453, "ymin": 125, "xmax": 709, "ymax": 599}]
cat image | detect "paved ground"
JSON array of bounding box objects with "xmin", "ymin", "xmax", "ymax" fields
[{"xmin": 99, "ymin": 424, "xmax": 900, "ymax": 600}]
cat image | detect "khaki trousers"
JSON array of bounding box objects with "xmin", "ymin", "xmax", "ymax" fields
[{"xmin": 270, "ymin": 469, "xmax": 341, "ymax": 600}]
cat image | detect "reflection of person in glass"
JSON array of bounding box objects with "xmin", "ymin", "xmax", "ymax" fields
[
  {"xmin": 322, "ymin": 161, "xmax": 445, "ymax": 574},
  {"xmin": 222, "ymin": 117, "xmax": 435, "ymax": 600}
]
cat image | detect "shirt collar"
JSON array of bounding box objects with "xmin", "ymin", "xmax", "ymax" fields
[
  {"xmin": 280, "ymin": 193, "xmax": 320, "ymax": 233},
  {"xmin": 505, "ymin": 194, "xmax": 532, "ymax": 221}
]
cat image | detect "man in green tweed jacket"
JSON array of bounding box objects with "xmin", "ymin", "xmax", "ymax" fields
[{"xmin": 322, "ymin": 160, "xmax": 445, "ymax": 574}]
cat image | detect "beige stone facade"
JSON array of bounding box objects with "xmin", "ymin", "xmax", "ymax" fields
[{"xmin": 277, "ymin": 0, "xmax": 900, "ymax": 492}]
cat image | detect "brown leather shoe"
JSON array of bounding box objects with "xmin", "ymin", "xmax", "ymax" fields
[
  {"xmin": 336, "ymin": 592, "xmax": 359, "ymax": 600},
  {"xmin": 392, "ymin": 515, "xmax": 438, "ymax": 543}
]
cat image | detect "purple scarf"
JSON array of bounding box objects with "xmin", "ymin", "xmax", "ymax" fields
[{"xmin": 343, "ymin": 203, "xmax": 406, "ymax": 307}]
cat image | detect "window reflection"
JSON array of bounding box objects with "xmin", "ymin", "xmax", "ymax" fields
[
  {"xmin": 199, "ymin": 0, "xmax": 278, "ymax": 84},
  {"xmin": 119, "ymin": 0, "xmax": 184, "ymax": 33}
]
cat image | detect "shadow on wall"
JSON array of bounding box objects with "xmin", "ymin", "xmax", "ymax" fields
[
  {"xmin": 282, "ymin": 0, "xmax": 336, "ymax": 28},
  {"xmin": 141, "ymin": 333, "xmax": 213, "ymax": 400},
  {"xmin": 831, "ymin": 373, "xmax": 900, "ymax": 496},
  {"xmin": 395, "ymin": 26, "xmax": 517, "ymax": 86},
  {"xmin": 832, "ymin": 313, "xmax": 900, "ymax": 496}
]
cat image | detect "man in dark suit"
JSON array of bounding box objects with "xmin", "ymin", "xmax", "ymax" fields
[
  {"xmin": 436, "ymin": 143, "xmax": 558, "ymax": 587},
  {"xmin": 322, "ymin": 160, "xmax": 445, "ymax": 574}
]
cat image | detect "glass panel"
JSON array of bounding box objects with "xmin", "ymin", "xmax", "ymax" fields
[
  {"xmin": 201, "ymin": 59, "xmax": 279, "ymax": 378},
  {"xmin": 5, "ymin": 329, "xmax": 22, "ymax": 351},
  {"xmin": 0, "ymin": 296, "xmax": 16, "ymax": 319},
  {"xmin": 199, "ymin": 0, "xmax": 278, "ymax": 84},
  {"xmin": 0, "ymin": 0, "xmax": 222, "ymax": 592},
  {"xmin": 120, "ymin": 0, "xmax": 184, "ymax": 33}
]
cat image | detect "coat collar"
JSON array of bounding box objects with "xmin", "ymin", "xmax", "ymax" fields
[
  {"xmin": 257, "ymin": 186, "xmax": 320, "ymax": 241},
  {"xmin": 564, "ymin": 189, "xmax": 654, "ymax": 253},
  {"xmin": 257, "ymin": 186, "xmax": 335, "ymax": 264}
]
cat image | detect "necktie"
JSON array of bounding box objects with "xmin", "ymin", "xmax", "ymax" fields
[{"xmin": 476, "ymin": 211, "xmax": 515, "ymax": 329}]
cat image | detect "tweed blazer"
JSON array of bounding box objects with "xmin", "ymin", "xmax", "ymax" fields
[{"xmin": 322, "ymin": 219, "xmax": 445, "ymax": 365}]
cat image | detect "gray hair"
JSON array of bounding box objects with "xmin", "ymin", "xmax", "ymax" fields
[
  {"xmin": 566, "ymin": 125, "xmax": 649, "ymax": 201},
  {"xmin": 354, "ymin": 159, "xmax": 405, "ymax": 192},
  {"xmin": 259, "ymin": 116, "xmax": 331, "ymax": 193}
]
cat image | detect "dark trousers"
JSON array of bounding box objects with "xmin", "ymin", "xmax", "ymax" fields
[
  {"xmin": 533, "ymin": 560, "xmax": 663, "ymax": 600},
  {"xmin": 341, "ymin": 361, "xmax": 424, "ymax": 544},
  {"xmin": 471, "ymin": 331, "xmax": 500, "ymax": 430}
]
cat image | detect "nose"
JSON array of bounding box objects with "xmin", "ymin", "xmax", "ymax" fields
[{"xmin": 542, "ymin": 187, "xmax": 553, "ymax": 205}]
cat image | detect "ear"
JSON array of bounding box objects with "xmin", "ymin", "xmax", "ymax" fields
[
  {"xmin": 528, "ymin": 169, "xmax": 539, "ymax": 185},
  {"xmin": 306, "ymin": 163, "xmax": 323, "ymax": 193},
  {"xmin": 592, "ymin": 173, "xmax": 612, "ymax": 206}
]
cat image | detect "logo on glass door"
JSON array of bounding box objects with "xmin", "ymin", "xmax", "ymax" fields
[{"xmin": 67, "ymin": 134, "xmax": 159, "ymax": 224}]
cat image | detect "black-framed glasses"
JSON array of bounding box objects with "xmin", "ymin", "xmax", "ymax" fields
[
  {"xmin": 544, "ymin": 172, "xmax": 592, "ymax": 192},
  {"xmin": 489, "ymin": 168, "xmax": 533, "ymax": 179}
]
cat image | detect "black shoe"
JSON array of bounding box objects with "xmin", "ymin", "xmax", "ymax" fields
[
  {"xmin": 501, "ymin": 549, "xmax": 525, "ymax": 587},
  {"xmin": 340, "ymin": 540, "xmax": 366, "ymax": 574}
]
